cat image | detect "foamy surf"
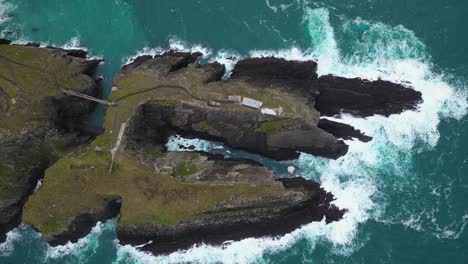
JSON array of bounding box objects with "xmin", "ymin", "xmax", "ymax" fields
[
  {"xmin": 0, "ymin": 0, "xmax": 14, "ymax": 25},
  {"xmin": 45, "ymin": 218, "xmax": 117, "ymax": 260},
  {"xmin": 7, "ymin": 36, "xmax": 104, "ymax": 62},
  {"xmin": 124, "ymin": 38, "xmax": 212, "ymax": 65},
  {"xmin": 114, "ymin": 6, "xmax": 467, "ymax": 263},
  {"xmin": 0, "ymin": 227, "xmax": 23, "ymax": 256}
]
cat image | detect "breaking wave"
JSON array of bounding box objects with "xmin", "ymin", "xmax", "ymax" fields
[
  {"xmin": 124, "ymin": 38, "xmax": 211, "ymax": 65},
  {"xmin": 0, "ymin": 0, "xmax": 14, "ymax": 25},
  {"xmin": 0, "ymin": 219, "xmax": 117, "ymax": 261}
]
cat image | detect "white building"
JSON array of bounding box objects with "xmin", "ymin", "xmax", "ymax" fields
[
  {"xmin": 261, "ymin": 108, "xmax": 277, "ymax": 116},
  {"xmin": 241, "ymin": 97, "xmax": 263, "ymax": 109}
]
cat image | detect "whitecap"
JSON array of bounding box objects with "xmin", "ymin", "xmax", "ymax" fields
[
  {"xmin": 0, "ymin": 0, "xmax": 14, "ymax": 25},
  {"xmin": 0, "ymin": 227, "xmax": 22, "ymax": 256},
  {"xmin": 124, "ymin": 37, "xmax": 211, "ymax": 66},
  {"xmin": 45, "ymin": 218, "xmax": 117, "ymax": 260}
]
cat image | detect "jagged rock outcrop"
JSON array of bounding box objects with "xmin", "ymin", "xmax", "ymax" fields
[
  {"xmin": 318, "ymin": 118, "xmax": 372, "ymax": 142},
  {"xmin": 315, "ymin": 75, "xmax": 422, "ymax": 117},
  {"xmin": 232, "ymin": 57, "xmax": 422, "ymax": 118},
  {"xmin": 0, "ymin": 42, "xmax": 101, "ymax": 242}
]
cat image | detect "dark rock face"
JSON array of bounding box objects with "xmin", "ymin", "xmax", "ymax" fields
[
  {"xmin": 117, "ymin": 177, "xmax": 345, "ymax": 255},
  {"xmin": 128, "ymin": 102, "xmax": 348, "ymax": 160},
  {"xmin": 0, "ymin": 131, "xmax": 53, "ymax": 242},
  {"xmin": 231, "ymin": 58, "xmax": 422, "ymax": 119},
  {"xmin": 47, "ymin": 197, "xmax": 121, "ymax": 246},
  {"xmin": 318, "ymin": 118, "xmax": 372, "ymax": 142},
  {"xmin": 25, "ymin": 42, "xmax": 40, "ymax": 47},
  {"xmin": 231, "ymin": 57, "xmax": 319, "ymax": 90},
  {"xmin": 0, "ymin": 38, "xmax": 12, "ymax": 45},
  {"xmin": 315, "ymin": 75, "xmax": 423, "ymax": 117},
  {"xmin": 231, "ymin": 57, "xmax": 320, "ymax": 110}
]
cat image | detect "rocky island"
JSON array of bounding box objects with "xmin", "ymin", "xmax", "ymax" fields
[{"xmin": 0, "ymin": 42, "xmax": 422, "ymax": 255}]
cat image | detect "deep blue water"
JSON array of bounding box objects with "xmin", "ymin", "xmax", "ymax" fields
[{"xmin": 0, "ymin": 0, "xmax": 467, "ymax": 263}]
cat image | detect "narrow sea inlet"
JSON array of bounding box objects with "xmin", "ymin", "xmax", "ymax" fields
[{"xmin": 0, "ymin": 0, "xmax": 467, "ymax": 263}]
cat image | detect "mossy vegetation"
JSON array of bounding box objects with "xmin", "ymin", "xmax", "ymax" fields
[
  {"xmin": 176, "ymin": 161, "xmax": 198, "ymax": 176},
  {"xmin": 256, "ymin": 119, "xmax": 296, "ymax": 133},
  {"xmin": 0, "ymin": 45, "xmax": 91, "ymax": 132},
  {"xmin": 198, "ymin": 120, "xmax": 214, "ymax": 131}
]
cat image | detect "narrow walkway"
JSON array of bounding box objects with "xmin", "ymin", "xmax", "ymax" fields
[
  {"xmin": 61, "ymin": 89, "xmax": 116, "ymax": 106},
  {"xmin": 115, "ymin": 85, "xmax": 231, "ymax": 104}
]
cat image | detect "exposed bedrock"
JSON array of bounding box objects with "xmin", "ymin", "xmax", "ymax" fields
[
  {"xmin": 231, "ymin": 57, "xmax": 422, "ymax": 118},
  {"xmin": 318, "ymin": 118, "xmax": 372, "ymax": 142},
  {"xmin": 0, "ymin": 42, "xmax": 102, "ymax": 242},
  {"xmin": 116, "ymin": 52, "xmax": 349, "ymax": 160},
  {"xmin": 117, "ymin": 177, "xmax": 345, "ymax": 255},
  {"xmin": 129, "ymin": 102, "xmax": 349, "ymax": 160},
  {"xmin": 315, "ymin": 75, "xmax": 423, "ymax": 117}
]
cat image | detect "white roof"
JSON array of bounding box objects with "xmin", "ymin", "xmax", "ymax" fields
[
  {"xmin": 241, "ymin": 97, "xmax": 263, "ymax": 109},
  {"xmin": 261, "ymin": 108, "xmax": 277, "ymax": 116}
]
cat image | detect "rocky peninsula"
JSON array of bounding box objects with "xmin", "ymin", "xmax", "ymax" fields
[
  {"xmin": 0, "ymin": 40, "xmax": 102, "ymax": 242},
  {"xmin": 0, "ymin": 43, "xmax": 422, "ymax": 255}
]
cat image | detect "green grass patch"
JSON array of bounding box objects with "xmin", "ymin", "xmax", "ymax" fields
[
  {"xmin": 176, "ymin": 161, "xmax": 198, "ymax": 176},
  {"xmin": 256, "ymin": 119, "xmax": 296, "ymax": 134}
]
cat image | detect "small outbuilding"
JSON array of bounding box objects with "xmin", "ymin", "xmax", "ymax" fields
[
  {"xmin": 241, "ymin": 97, "xmax": 263, "ymax": 109},
  {"xmin": 208, "ymin": 101, "xmax": 222, "ymax": 107},
  {"xmin": 227, "ymin": 95, "xmax": 242, "ymax": 103},
  {"xmin": 261, "ymin": 108, "xmax": 277, "ymax": 116}
]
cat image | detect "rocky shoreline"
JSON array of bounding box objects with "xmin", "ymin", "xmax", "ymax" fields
[{"xmin": 0, "ymin": 43, "xmax": 422, "ymax": 255}]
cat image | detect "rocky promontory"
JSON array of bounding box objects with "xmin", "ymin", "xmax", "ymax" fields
[
  {"xmin": 0, "ymin": 41, "xmax": 102, "ymax": 242},
  {"xmin": 0, "ymin": 48, "xmax": 423, "ymax": 255}
]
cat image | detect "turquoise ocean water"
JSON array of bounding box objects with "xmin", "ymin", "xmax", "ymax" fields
[{"xmin": 0, "ymin": 0, "xmax": 467, "ymax": 263}]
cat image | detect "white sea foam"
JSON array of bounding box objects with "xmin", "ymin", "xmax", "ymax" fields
[
  {"xmin": 60, "ymin": 36, "xmax": 87, "ymax": 50},
  {"xmin": 209, "ymin": 49, "xmax": 241, "ymax": 78},
  {"xmin": 0, "ymin": 0, "xmax": 14, "ymax": 25},
  {"xmin": 0, "ymin": 227, "xmax": 22, "ymax": 256},
  {"xmin": 45, "ymin": 218, "xmax": 117, "ymax": 260},
  {"xmin": 34, "ymin": 179, "xmax": 43, "ymax": 192},
  {"xmin": 124, "ymin": 38, "xmax": 211, "ymax": 65},
  {"xmin": 166, "ymin": 135, "xmax": 216, "ymax": 153},
  {"xmin": 8, "ymin": 36, "xmax": 104, "ymax": 62}
]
